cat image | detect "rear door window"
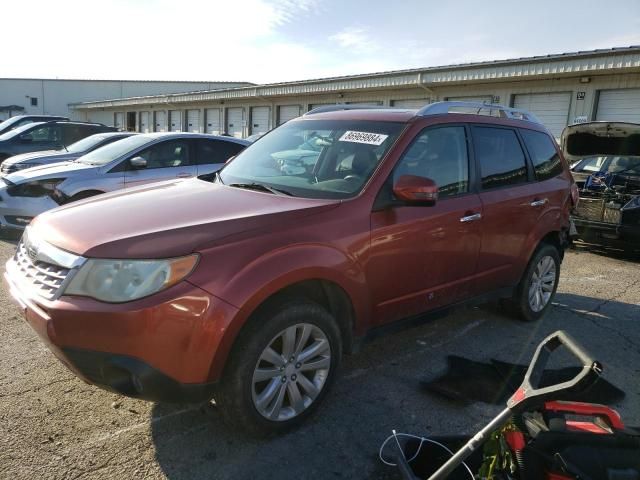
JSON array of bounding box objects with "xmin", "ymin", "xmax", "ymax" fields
[
  {"xmin": 520, "ymin": 129, "xmax": 563, "ymax": 181},
  {"xmin": 393, "ymin": 126, "xmax": 469, "ymax": 197},
  {"xmin": 473, "ymin": 126, "xmax": 528, "ymax": 189},
  {"xmin": 194, "ymin": 139, "xmax": 246, "ymax": 165}
]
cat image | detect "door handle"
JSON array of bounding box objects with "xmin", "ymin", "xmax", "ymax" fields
[
  {"xmin": 530, "ymin": 198, "xmax": 548, "ymax": 207},
  {"xmin": 460, "ymin": 213, "xmax": 482, "ymax": 223},
  {"xmin": 176, "ymin": 173, "xmax": 192, "ymax": 178}
]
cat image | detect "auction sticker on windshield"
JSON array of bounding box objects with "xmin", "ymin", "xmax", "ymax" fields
[{"xmin": 339, "ymin": 131, "xmax": 388, "ymax": 146}]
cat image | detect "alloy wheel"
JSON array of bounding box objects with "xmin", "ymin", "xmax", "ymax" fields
[
  {"xmin": 528, "ymin": 255, "xmax": 557, "ymax": 312},
  {"xmin": 251, "ymin": 323, "xmax": 331, "ymax": 421}
]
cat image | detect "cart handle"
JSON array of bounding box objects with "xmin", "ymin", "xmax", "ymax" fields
[{"xmin": 507, "ymin": 330, "xmax": 602, "ymax": 412}]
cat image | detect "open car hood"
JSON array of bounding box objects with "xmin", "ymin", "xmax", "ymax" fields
[{"xmin": 561, "ymin": 122, "xmax": 640, "ymax": 163}]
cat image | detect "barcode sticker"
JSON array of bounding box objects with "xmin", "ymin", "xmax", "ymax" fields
[{"xmin": 339, "ymin": 130, "xmax": 388, "ymax": 146}]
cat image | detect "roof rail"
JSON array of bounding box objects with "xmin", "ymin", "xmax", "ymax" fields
[
  {"xmin": 416, "ymin": 101, "xmax": 542, "ymax": 124},
  {"xmin": 304, "ymin": 104, "xmax": 387, "ymax": 116}
]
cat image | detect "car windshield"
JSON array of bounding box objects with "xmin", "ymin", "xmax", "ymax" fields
[
  {"xmin": 219, "ymin": 119, "xmax": 405, "ymax": 199},
  {"xmin": 0, "ymin": 117, "xmax": 23, "ymax": 133},
  {"xmin": 0, "ymin": 122, "xmax": 43, "ymax": 141},
  {"xmin": 76, "ymin": 135, "xmax": 152, "ymax": 165},
  {"xmin": 66, "ymin": 134, "xmax": 110, "ymax": 154},
  {"xmin": 575, "ymin": 155, "xmax": 640, "ymax": 175}
]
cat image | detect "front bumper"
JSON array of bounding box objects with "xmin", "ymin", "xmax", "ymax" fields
[
  {"xmin": 4, "ymin": 268, "xmax": 239, "ymax": 402},
  {"xmin": 572, "ymin": 216, "xmax": 640, "ymax": 250},
  {"xmin": 0, "ymin": 186, "xmax": 59, "ymax": 230}
]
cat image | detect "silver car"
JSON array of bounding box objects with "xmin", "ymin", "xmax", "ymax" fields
[
  {"xmin": 0, "ymin": 132, "xmax": 249, "ymax": 230},
  {"xmin": 1, "ymin": 132, "xmax": 137, "ymax": 175}
]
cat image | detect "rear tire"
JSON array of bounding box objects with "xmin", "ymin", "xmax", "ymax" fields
[
  {"xmin": 215, "ymin": 300, "xmax": 342, "ymax": 436},
  {"xmin": 508, "ymin": 243, "xmax": 561, "ymax": 322}
]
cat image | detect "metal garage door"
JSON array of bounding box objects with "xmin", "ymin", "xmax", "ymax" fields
[
  {"xmin": 250, "ymin": 107, "xmax": 270, "ymax": 135},
  {"xmin": 446, "ymin": 95, "xmax": 493, "ymax": 103},
  {"xmin": 114, "ymin": 112, "xmax": 125, "ymax": 130},
  {"xmin": 513, "ymin": 92, "xmax": 571, "ymax": 139},
  {"xmin": 186, "ymin": 109, "xmax": 200, "ymax": 133},
  {"xmin": 226, "ymin": 108, "xmax": 244, "ymax": 138},
  {"xmin": 169, "ymin": 110, "xmax": 182, "ymax": 132},
  {"xmin": 139, "ymin": 111, "xmax": 150, "ymax": 133},
  {"xmin": 391, "ymin": 99, "xmax": 430, "ymax": 109},
  {"xmin": 278, "ymin": 105, "xmax": 300, "ymax": 125},
  {"xmin": 205, "ymin": 108, "xmax": 221, "ymax": 135},
  {"xmin": 596, "ymin": 89, "xmax": 640, "ymax": 123},
  {"xmin": 155, "ymin": 111, "xmax": 167, "ymax": 132}
]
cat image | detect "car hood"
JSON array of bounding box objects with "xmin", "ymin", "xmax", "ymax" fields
[
  {"xmin": 2, "ymin": 150, "xmax": 80, "ymax": 166},
  {"xmin": 561, "ymin": 122, "xmax": 640, "ymax": 162},
  {"xmin": 4, "ymin": 161, "xmax": 98, "ymax": 184},
  {"xmin": 31, "ymin": 179, "xmax": 341, "ymax": 258}
]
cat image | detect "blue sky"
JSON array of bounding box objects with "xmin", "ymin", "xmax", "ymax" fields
[{"xmin": 2, "ymin": 0, "xmax": 639, "ymax": 83}]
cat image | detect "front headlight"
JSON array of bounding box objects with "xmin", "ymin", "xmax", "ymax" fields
[
  {"xmin": 64, "ymin": 255, "xmax": 199, "ymax": 303},
  {"xmin": 13, "ymin": 162, "xmax": 41, "ymax": 171},
  {"xmin": 7, "ymin": 178, "xmax": 65, "ymax": 197}
]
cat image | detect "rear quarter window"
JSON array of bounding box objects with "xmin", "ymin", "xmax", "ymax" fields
[{"xmin": 520, "ymin": 129, "xmax": 563, "ymax": 181}]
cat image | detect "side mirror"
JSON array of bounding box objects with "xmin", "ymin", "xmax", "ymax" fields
[
  {"xmin": 130, "ymin": 156, "xmax": 147, "ymax": 169},
  {"xmin": 19, "ymin": 134, "xmax": 32, "ymax": 142},
  {"xmin": 393, "ymin": 175, "xmax": 438, "ymax": 204}
]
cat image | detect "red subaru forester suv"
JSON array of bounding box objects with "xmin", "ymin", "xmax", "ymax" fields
[{"xmin": 5, "ymin": 102, "xmax": 576, "ymax": 434}]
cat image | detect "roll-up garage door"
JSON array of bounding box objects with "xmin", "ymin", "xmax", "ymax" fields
[
  {"xmin": 186, "ymin": 109, "xmax": 200, "ymax": 133},
  {"xmin": 139, "ymin": 111, "xmax": 150, "ymax": 133},
  {"xmin": 278, "ymin": 105, "xmax": 300, "ymax": 125},
  {"xmin": 226, "ymin": 108, "xmax": 244, "ymax": 138},
  {"xmin": 446, "ymin": 95, "xmax": 493, "ymax": 103},
  {"xmin": 513, "ymin": 92, "xmax": 571, "ymax": 139},
  {"xmin": 391, "ymin": 99, "xmax": 430, "ymax": 109},
  {"xmin": 596, "ymin": 89, "xmax": 640, "ymax": 123},
  {"xmin": 169, "ymin": 110, "xmax": 182, "ymax": 132},
  {"xmin": 250, "ymin": 107, "xmax": 271, "ymax": 135},
  {"xmin": 154, "ymin": 111, "xmax": 167, "ymax": 132},
  {"xmin": 114, "ymin": 112, "xmax": 125, "ymax": 130},
  {"xmin": 205, "ymin": 108, "xmax": 221, "ymax": 135}
]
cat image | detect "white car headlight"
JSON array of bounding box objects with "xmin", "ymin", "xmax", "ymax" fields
[{"xmin": 64, "ymin": 255, "xmax": 199, "ymax": 303}]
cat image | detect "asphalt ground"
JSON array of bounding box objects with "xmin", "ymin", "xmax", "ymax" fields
[{"xmin": 1, "ymin": 238, "xmax": 638, "ymax": 480}]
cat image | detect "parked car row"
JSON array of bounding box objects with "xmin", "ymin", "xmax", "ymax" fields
[
  {"xmin": 0, "ymin": 132, "xmax": 249, "ymax": 230},
  {"xmin": 3, "ymin": 102, "xmax": 578, "ymax": 434}
]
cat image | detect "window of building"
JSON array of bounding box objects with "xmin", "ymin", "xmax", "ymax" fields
[{"xmin": 30, "ymin": 97, "xmax": 38, "ymax": 107}]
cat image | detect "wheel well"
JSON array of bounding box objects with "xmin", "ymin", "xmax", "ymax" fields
[
  {"xmin": 539, "ymin": 230, "xmax": 565, "ymax": 261},
  {"xmin": 248, "ymin": 279, "xmax": 356, "ymax": 354}
]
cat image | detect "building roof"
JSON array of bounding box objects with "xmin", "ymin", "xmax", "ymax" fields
[{"xmin": 71, "ymin": 46, "xmax": 640, "ymax": 110}]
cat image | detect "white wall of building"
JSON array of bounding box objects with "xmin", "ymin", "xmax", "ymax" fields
[{"xmin": 0, "ymin": 79, "xmax": 251, "ymax": 122}]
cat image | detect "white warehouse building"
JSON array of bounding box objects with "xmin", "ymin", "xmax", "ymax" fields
[
  {"xmin": 70, "ymin": 46, "xmax": 640, "ymax": 140},
  {"xmin": 0, "ymin": 78, "xmax": 253, "ymax": 124}
]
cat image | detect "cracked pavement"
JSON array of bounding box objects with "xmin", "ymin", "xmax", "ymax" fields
[{"xmin": 1, "ymin": 239, "xmax": 638, "ymax": 480}]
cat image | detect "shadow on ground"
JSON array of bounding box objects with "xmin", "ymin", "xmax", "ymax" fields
[{"xmin": 149, "ymin": 293, "xmax": 640, "ymax": 480}]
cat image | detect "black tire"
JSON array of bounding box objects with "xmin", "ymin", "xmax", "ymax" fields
[
  {"xmin": 508, "ymin": 243, "xmax": 561, "ymax": 322},
  {"xmin": 215, "ymin": 300, "xmax": 342, "ymax": 436}
]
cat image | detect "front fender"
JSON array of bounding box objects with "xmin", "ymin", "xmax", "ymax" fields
[{"xmin": 191, "ymin": 243, "xmax": 370, "ymax": 381}]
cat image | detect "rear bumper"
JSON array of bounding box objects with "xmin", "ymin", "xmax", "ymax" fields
[
  {"xmin": 572, "ymin": 216, "xmax": 640, "ymax": 249},
  {"xmin": 4, "ymin": 268, "xmax": 238, "ymax": 402}
]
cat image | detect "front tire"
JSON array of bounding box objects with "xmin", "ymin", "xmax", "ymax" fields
[
  {"xmin": 510, "ymin": 243, "xmax": 561, "ymax": 322},
  {"xmin": 216, "ymin": 301, "xmax": 342, "ymax": 435}
]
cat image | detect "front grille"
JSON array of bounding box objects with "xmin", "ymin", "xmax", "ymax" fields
[
  {"xmin": 12, "ymin": 240, "xmax": 71, "ymax": 300},
  {"xmin": 575, "ymin": 198, "xmax": 604, "ymax": 222}
]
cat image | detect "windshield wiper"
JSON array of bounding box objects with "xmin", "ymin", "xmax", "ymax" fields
[{"xmin": 229, "ymin": 182, "xmax": 293, "ymax": 196}]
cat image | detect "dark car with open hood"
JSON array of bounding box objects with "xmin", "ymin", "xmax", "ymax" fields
[
  {"xmin": 5, "ymin": 101, "xmax": 575, "ymax": 435},
  {"xmin": 564, "ymin": 122, "xmax": 640, "ymax": 252}
]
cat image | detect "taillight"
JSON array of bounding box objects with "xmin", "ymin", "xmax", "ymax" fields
[{"xmin": 570, "ymin": 183, "xmax": 579, "ymax": 206}]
